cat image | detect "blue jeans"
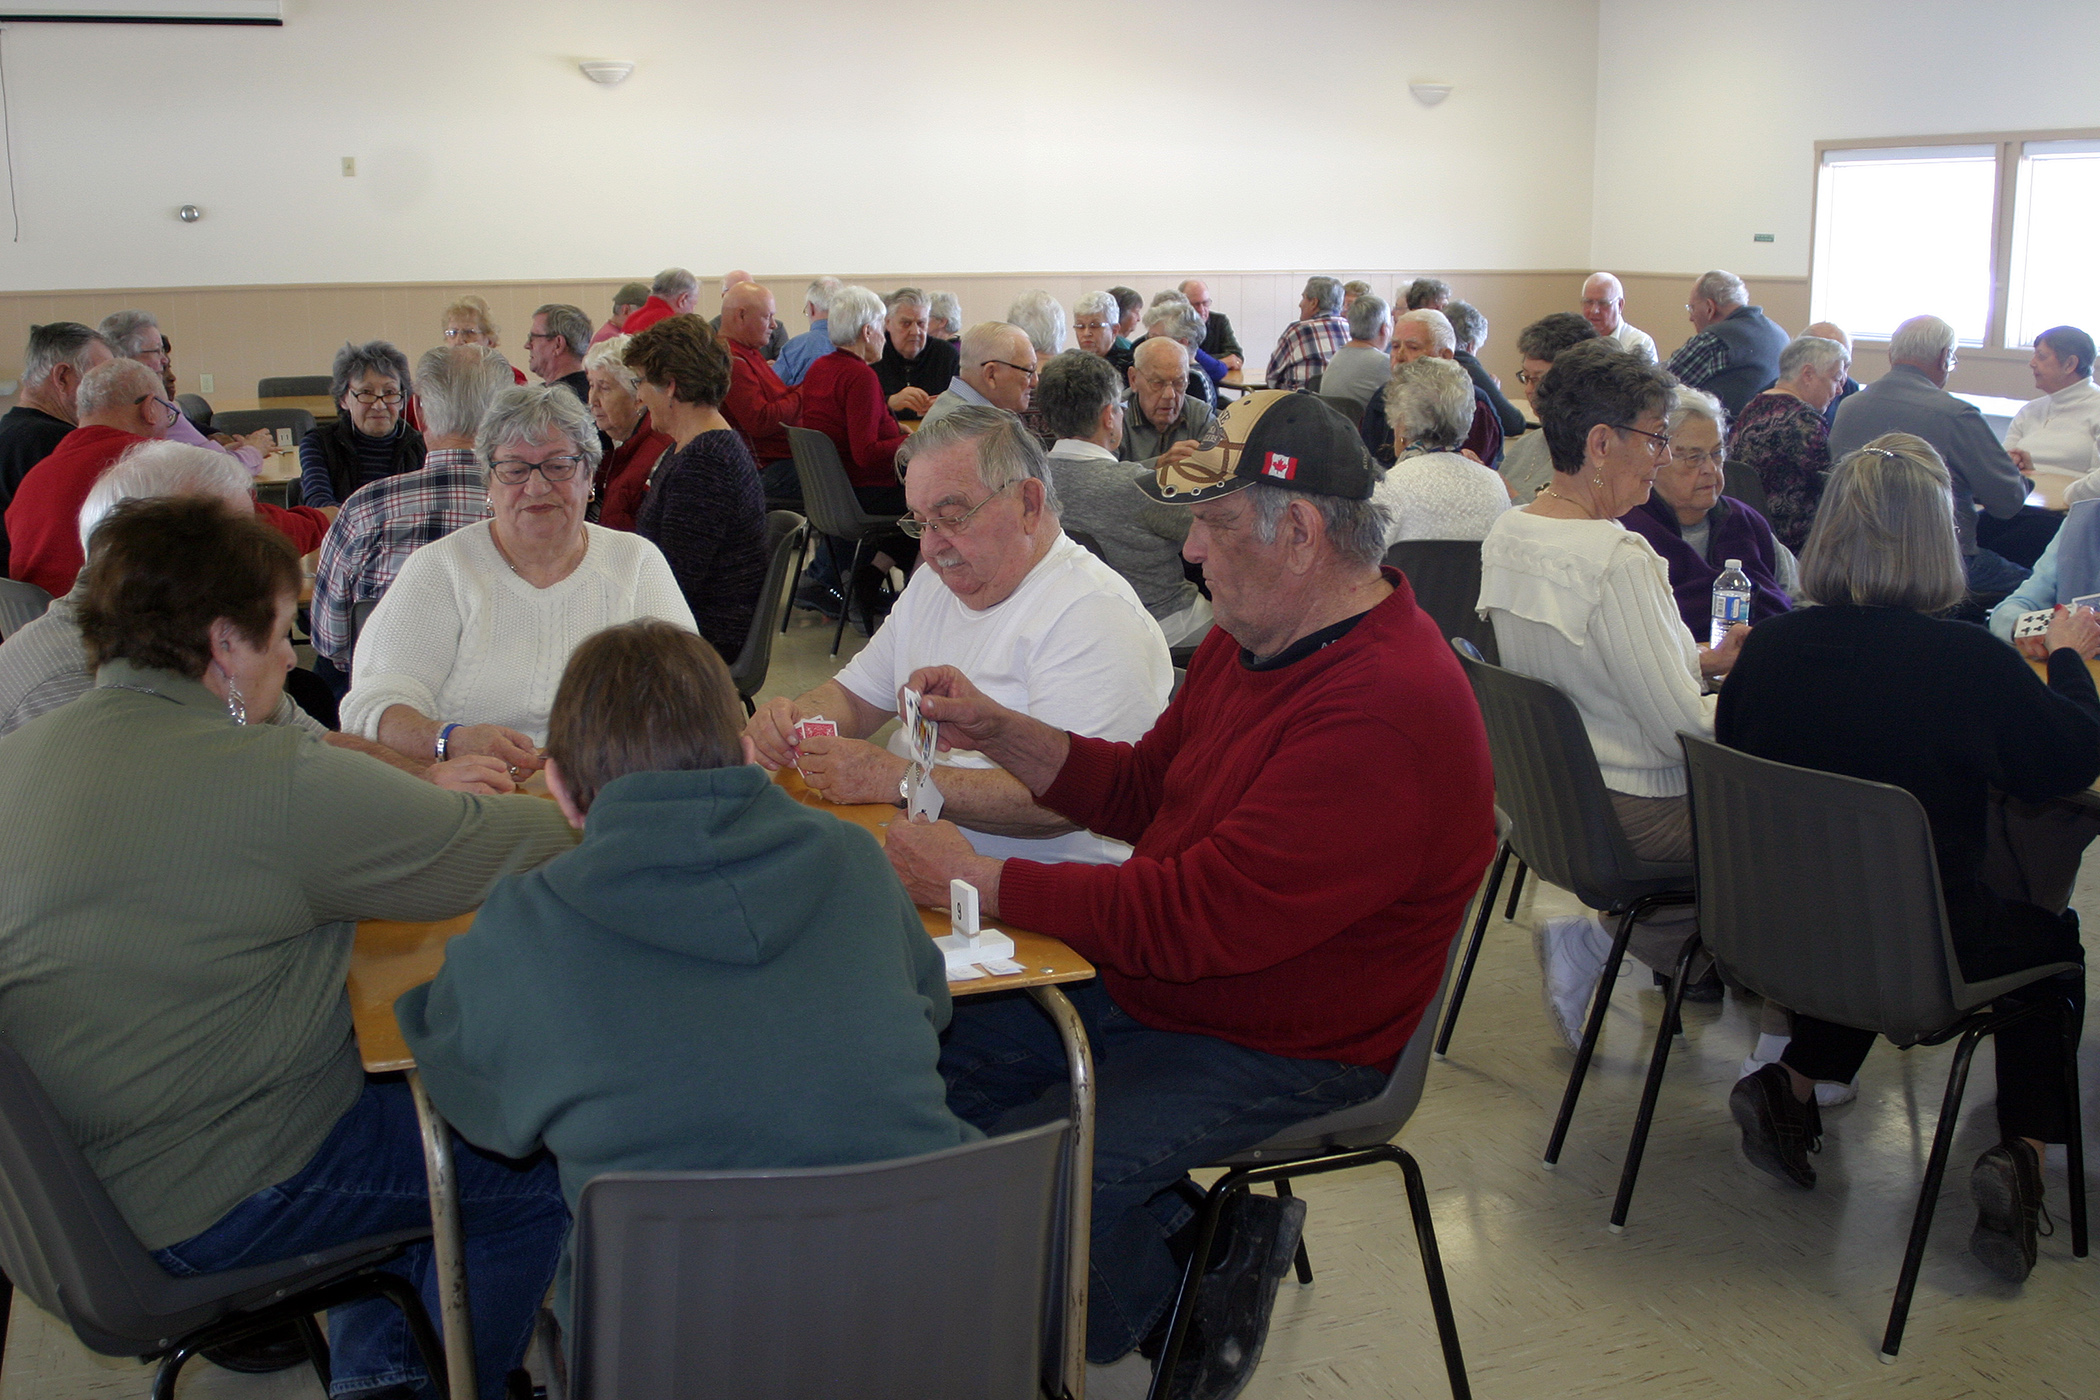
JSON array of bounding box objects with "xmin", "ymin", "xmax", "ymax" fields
[
  {"xmin": 1966, "ymin": 546, "xmax": 2031, "ymax": 597},
  {"xmin": 154, "ymin": 1078, "xmax": 567, "ymax": 1400},
  {"xmin": 940, "ymin": 983, "xmax": 1385, "ymax": 1363}
]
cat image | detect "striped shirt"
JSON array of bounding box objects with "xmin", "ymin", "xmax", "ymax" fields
[{"xmin": 310, "ymin": 448, "xmax": 489, "ymax": 666}]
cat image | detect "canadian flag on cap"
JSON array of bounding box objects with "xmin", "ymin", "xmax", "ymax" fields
[{"xmin": 1262, "ymin": 451, "xmax": 1298, "ymax": 480}]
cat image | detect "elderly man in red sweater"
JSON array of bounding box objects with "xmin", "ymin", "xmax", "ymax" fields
[
  {"xmin": 886, "ymin": 389, "xmax": 1494, "ymax": 1394},
  {"xmin": 718, "ymin": 280, "xmax": 802, "ymax": 492}
]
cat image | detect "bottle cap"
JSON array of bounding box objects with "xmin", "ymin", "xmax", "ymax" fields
[{"xmin": 1724, "ymin": 559, "xmax": 1742, "ymax": 570}]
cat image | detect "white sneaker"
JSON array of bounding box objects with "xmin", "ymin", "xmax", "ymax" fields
[
  {"xmin": 1738, "ymin": 1052, "xmax": 1857, "ymax": 1107},
  {"xmin": 1535, "ymin": 915, "xmax": 1612, "ymax": 1051}
]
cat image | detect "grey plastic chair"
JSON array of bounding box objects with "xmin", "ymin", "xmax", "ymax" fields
[
  {"xmin": 0, "ymin": 1039, "xmax": 444, "ymax": 1399},
  {"xmin": 215, "ymin": 407, "xmax": 316, "ymax": 445},
  {"xmin": 1440, "ymin": 639, "xmax": 1695, "ymax": 1169},
  {"xmin": 570, "ymin": 1118, "xmax": 1068, "ymax": 1400},
  {"xmin": 727, "ymin": 510, "xmax": 807, "ymax": 712},
  {"xmin": 1385, "ymin": 539, "xmax": 1498, "ymax": 665},
  {"xmin": 1065, "ymin": 526, "xmax": 1108, "ymax": 562},
  {"xmin": 1651, "ymin": 735, "xmax": 2088, "ymax": 1359},
  {"xmin": 786, "ymin": 425, "xmax": 901, "ymax": 657},
  {"xmin": 1723, "ymin": 459, "xmax": 1768, "ymax": 517},
  {"xmin": 257, "ymin": 375, "xmax": 331, "ymax": 399},
  {"xmin": 1146, "ymin": 900, "xmax": 1479, "ymax": 1400},
  {"xmin": 1318, "ymin": 392, "xmax": 1366, "ymax": 426},
  {"xmin": 175, "ymin": 393, "xmax": 214, "ymax": 432},
  {"xmin": 0, "ymin": 578, "xmax": 52, "ymax": 641}
]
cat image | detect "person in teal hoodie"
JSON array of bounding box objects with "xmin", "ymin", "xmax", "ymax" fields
[{"xmin": 396, "ymin": 618, "xmax": 977, "ymax": 1325}]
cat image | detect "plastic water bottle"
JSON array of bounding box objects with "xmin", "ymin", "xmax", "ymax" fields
[{"xmin": 1710, "ymin": 560, "xmax": 1752, "ymax": 648}]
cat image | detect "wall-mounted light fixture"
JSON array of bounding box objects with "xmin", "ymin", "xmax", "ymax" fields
[
  {"xmin": 579, "ymin": 60, "xmax": 635, "ymax": 86},
  {"xmin": 178, "ymin": 204, "xmax": 202, "ymax": 223},
  {"xmin": 1408, "ymin": 82, "xmax": 1453, "ymax": 107}
]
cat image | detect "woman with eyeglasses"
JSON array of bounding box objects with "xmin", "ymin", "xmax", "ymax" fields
[
  {"xmin": 1723, "ymin": 334, "xmax": 1850, "ymax": 552},
  {"xmin": 296, "ymin": 340, "xmax": 427, "ymax": 510},
  {"xmin": 341, "ymin": 384, "xmax": 694, "ymax": 774},
  {"xmin": 620, "ymin": 315, "xmax": 768, "ymax": 662},
  {"xmin": 1618, "ymin": 387, "xmax": 1792, "ymax": 636},
  {"xmin": 1479, "ymin": 341, "xmax": 1751, "ymax": 1042}
]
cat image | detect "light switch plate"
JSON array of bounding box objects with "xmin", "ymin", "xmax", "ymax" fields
[{"xmin": 198, "ymin": 373, "xmax": 214, "ymax": 393}]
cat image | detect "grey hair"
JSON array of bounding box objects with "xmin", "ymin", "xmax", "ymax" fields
[
  {"xmin": 612, "ymin": 281, "xmax": 651, "ymax": 312},
  {"xmin": 1007, "ymin": 291, "xmax": 1068, "ymax": 358},
  {"xmin": 1665, "ymin": 384, "xmax": 1728, "ymax": 438},
  {"xmin": 475, "ymin": 383, "xmax": 605, "ymax": 483},
  {"xmin": 78, "ymin": 441, "xmax": 249, "ymax": 553},
  {"xmin": 1396, "ymin": 308, "xmax": 1456, "ymax": 354},
  {"xmin": 1779, "ymin": 334, "xmax": 1848, "ymax": 381},
  {"xmin": 1385, "ymin": 358, "xmax": 1475, "ymax": 451},
  {"xmin": 1074, "ymin": 290, "xmax": 1118, "ymax": 322},
  {"xmin": 1343, "ymin": 279, "xmax": 1374, "ymax": 303},
  {"xmin": 1694, "ymin": 269, "xmax": 1748, "ymax": 308},
  {"xmin": 583, "ymin": 334, "xmax": 640, "ymax": 391},
  {"xmin": 330, "ymin": 340, "xmax": 412, "ymax": 407},
  {"xmin": 1888, "ymin": 315, "xmax": 1956, "ymax": 365},
  {"xmin": 959, "ymin": 321, "xmax": 1029, "ymax": 370},
  {"xmin": 652, "ymin": 266, "xmax": 698, "ymax": 299},
  {"xmin": 1142, "ymin": 300, "xmax": 1203, "ymax": 346},
  {"xmin": 76, "ymin": 358, "xmax": 158, "ymax": 418},
  {"xmin": 416, "ymin": 345, "xmax": 516, "ymax": 440},
  {"xmin": 1446, "ymin": 300, "xmax": 1488, "ymax": 353},
  {"xmin": 1035, "ymin": 349, "xmax": 1123, "ymax": 440},
  {"xmin": 825, "ymin": 285, "xmax": 886, "ymax": 347},
  {"xmin": 1799, "ymin": 431, "xmax": 1965, "ymax": 613},
  {"xmin": 1303, "ymin": 277, "xmax": 1344, "ymax": 315},
  {"xmin": 1403, "ymin": 278, "xmax": 1452, "ymax": 310},
  {"xmin": 804, "ymin": 277, "xmax": 844, "ymax": 315},
  {"xmin": 21, "ymin": 322, "xmax": 111, "ymax": 390},
  {"xmin": 928, "ymin": 291, "xmax": 962, "ymax": 332},
  {"xmin": 1248, "ymin": 482, "xmax": 1389, "ymax": 568},
  {"xmin": 97, "ymin": 309, "xmax": 161, "ymax": 359},
  {"xmin": 1346, "ymin": 295, "xmax": 1390, "ymax": 343},
  {"xmin": 896, "ymin": 403, "xmax": 1060, "ymax": 517},
  {"xmin": 533, "ymin": 303, "xmax": 592, "ymax": 357},
  {"xmin": 885, "ymin": 286, "xmax": 931, "ymax": 314}
]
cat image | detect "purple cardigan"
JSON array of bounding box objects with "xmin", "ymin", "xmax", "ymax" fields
[{"xmin": 1620, "ymin": 492, "xmax": 1792, "ymax": 638}]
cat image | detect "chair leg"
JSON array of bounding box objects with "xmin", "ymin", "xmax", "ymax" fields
[
  {"xmin": 1395, "ymin": 1147, "xmax": 1474, "ymax": 1400},
  {"xmin": 151, "ymin": 1342, "xmax": 200, "ymax": 1400},
  {"xmin": 1880, "ymin": 1021, "xmax": 1990, "ymax": 1361},
  {"xmin": 1274, "ymin": 1179, "xmax": 1313, "ymax": 1284},
  {"xmin": 368, "ymin": 1269, "xmax": 451, "ymax": 1396},
  {"xmin": 1609, "ymin": 935, "xmax": 1701, "ymax": 1231},
  {"xmin": 1144, "ymin": 1181, "xmax": 1240, "ymax": 1400},
  {"xmin": 0, "ymin": 1271, "xmax": 11, "ymax": 1387},
  {"xmin": 1503, "ymin": 859, "xmax": 1529, "ymax": 920},
  {"xmin": 1434, "ymin": 842, "xmax": 1512, "ymax": 1057},
  {"xmin": 2062, "ymin": 993, "xmax": 2088, "ymax": 1258},
  {"xmin": 829, "ymin": 537, "xmax": 865, "ymax": 657},
  {"xmin": 1543, "ymin": 901, "xmax": 1641, "ymax": 1167},
  {"xmin": 293, "ymin": 1311, "xmax": 331, "ymax": 1391},
  {"xmin": 779, "ymin": 531, "xmax": 808, "ymax": 635}
]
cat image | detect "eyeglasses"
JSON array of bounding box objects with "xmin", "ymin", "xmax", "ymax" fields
[
  {"xmin": 442, "ymin": 326, "xmax": 488, "ymax": 341},
  {"xmin": 523, "ymin": 331, "xmax": 559, "ymax": 345},
  {"xmin": 985, "ymin": 358, "xmax": 1039, "ymax": 383},
  {"xmin": 351, "ymin": 389, "xmax": 405, "ymax": 407},
  {"xmin": 1580, "ymin": 299, "xmax": 1617, "ymax": 312},
  {"xmin": 1672, "ymin": 445, "xmax": 1725, "ymax": 469},
  {"xmin": 489, "ymin": 454, "xmax": 586, "ymax": 485},
  {"xmin": 1516, "ymin": 367, "xmax": 1544, "ymax": 385},
  {"xmin": 1614, "ymin": 423, "xmax": 1673, "ymax": 459},
  {"xmin": 897, "ymin": 481, "xmax": 1014, "ymax": 539},
  {"xmin": 133, "ymin": 393, "xmax": 181, "ymax": 424}
]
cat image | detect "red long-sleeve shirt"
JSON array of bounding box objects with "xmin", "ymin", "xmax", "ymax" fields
[
  {"xmin": 998, "ymin": 573, "xmax": 1495, "ymax": 1067},
  {"xmin": 796, "ymin": 350, "xmax": 909, "ymax": 489},
  {"xmin": 722, "ymin": 337, "xmax": 800, "ymax": 464},
  {"xmin": 5, "ymin": 425, "xmax": 144, "ymax": 596}
]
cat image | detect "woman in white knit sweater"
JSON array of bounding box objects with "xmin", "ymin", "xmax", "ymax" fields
[
  {"xmin": 341, "ymin": 385, "xmax": 694, "ymax": 776},
  {"xmin": 1477, "ymin": 341, "xmax": 1748, "ymax": 1044},
  {"xmin": 1373, "ymin": 356, "xmax": 1512, "ymax": 543}
]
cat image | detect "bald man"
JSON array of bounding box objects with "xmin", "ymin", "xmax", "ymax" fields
[
  {"xmin": 1179, "ymin": 278, "xmax": 1243, "ymax": 371},
  {"xmin": 718, "ymin": 281, "xmax": 802, "ymax": 475},
  {"xmin": 1580, "ymin": 273, "xmax": 1658, "ymax": 363},
  {"xmin": 710, "ymin": 267, "xmax": 788, "ymax": 360},
  {"xmin": 917, "ymin": 323, "xmax": 1038, "ymax": 432},
  {"xmin": 1806, "ymin": 320, "xmax": 1862, "ymax": 427}
]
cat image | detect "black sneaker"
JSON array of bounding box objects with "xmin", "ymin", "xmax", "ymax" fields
[
  {"xmin": 793, "ymin": 578, "xmax": 843, "ymax": 618},
  {"xmin": 1729, "ymin": 1063, "xmax": 1821, "ymax": 1188},
  {"xmin": 1161, "ymin": 1189, "xmax": 1307, "ymax": 1400},
  {"xmin": 1652, "ymin": 967, "xmax": 1724, "ymax": 1004},
  {"xmin": 1970, "ymin": 1139, "xmax": 2048, "ymax": 1282}
]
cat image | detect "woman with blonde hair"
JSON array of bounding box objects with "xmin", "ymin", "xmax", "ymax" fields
[{"xmin": 1716, "ymin": 432, "xmax": 2100, "ymax": 1284}]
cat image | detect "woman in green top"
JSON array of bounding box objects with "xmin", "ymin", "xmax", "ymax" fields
[{"xmin": 0, "ymin": 498, "xmax": 576, "ymax": 1400}]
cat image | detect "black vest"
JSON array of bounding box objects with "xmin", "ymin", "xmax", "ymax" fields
[{"xmin": 313, "ymin": 415, "xmax": 426, "ymax": 507}]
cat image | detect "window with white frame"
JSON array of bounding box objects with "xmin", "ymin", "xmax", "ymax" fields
[
  {"xmin": 2007, "ymin": 139, "xmax": 2100, "ymax": 348},
  {"xmin": 1811, "ymin": 145, "xmax": 1997, "ymax": 345}
]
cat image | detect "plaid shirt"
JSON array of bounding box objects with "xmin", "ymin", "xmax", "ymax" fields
[
  {"xmin": 1264, "ymin": 314, "xmax": 1351, "ymax": 390},
  {"xmin": 310, "ymin": 449, "xmax": 489, "ymax": 665},
  {"xmin": 1665, "ymin": 330, "xmax": 1728, "ymax": 390}
]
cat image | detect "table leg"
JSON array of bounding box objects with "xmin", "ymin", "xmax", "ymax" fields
[
  {"xmin": 407, "ymin": 1069, "xmax": 478, "ymax": 1400},
  {"xmin": 1026, "ymin": 984, "xmax": 1094, "ymax": 1400}
]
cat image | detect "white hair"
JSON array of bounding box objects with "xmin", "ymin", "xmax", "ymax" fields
[
  {"xmin": 96, "ymin": 309, "xmax": 161, "ymax": 359},
  {"xmin": 76, "ymin": 359, "xmax": 159, "ymax": 418},
  {"xmin": 804, "ymin": 277, "xmax": 844, "ymax": 315},
  {"xmin": 1665, "ymin": 385, "xmax": 1727, "ymax": 438},
  {"xmin": 929, "ymin": 291, "xmax": 962, "ymax": 332},
  {"xmin": 1007, "ymin": 291, "xmax": 1068, "ymax": 358},
  {"xmin": 79, "ymin": 441, "xmax": 248, "ymax": 553},
  {"xmin": 1385, "ymin": 358, "xmax": 1475, "ymax": 451},
  {"xmin": 1779, "ymin": 335, "xmax": 1848, "ymax": 381},
  {"xmin": 1888, "ymin": 315, "xmax": 1956, "ymax": 365},
  {"xmin": 1694, "ymin": 270, "xmax": 1748, "ymax": 308},
  {"xmin": 825, "ymin": 286, "xmax": 887, "ymax": 347},
  {"xmin": 1074, "ymin": 290, "xmax": 1118, "ymax": 321},
  {"xmin": 1396, "ymin": 308, "xmax": 1456, "ymax": 354},
  {"xmin": 583, "ymin": 334, "xmax": 640, "ymax": 391}
]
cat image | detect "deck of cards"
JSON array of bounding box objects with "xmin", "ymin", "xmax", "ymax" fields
[{"xmin": 900, "ymin": 687, "xmax": 944, "ymax": 822}]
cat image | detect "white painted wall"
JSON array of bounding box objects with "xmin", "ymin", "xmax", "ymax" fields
[
  {"xmin": 1590, "ymin": 0, "xmax": 2100, "ymax": 277},
  {"xmin": 0, "ymin": 0, "xmax": 1598, "ymax": 291}
]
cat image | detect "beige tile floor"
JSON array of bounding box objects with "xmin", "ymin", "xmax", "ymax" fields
[{"xmin": 8, "ymin": 611, "xmax": 2097, "ymax": 1398}]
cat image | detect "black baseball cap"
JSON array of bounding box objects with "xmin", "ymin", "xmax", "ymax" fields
[{"xmin": 1138, "ymin": 389, "xmax": 1376, "ymax": 504}]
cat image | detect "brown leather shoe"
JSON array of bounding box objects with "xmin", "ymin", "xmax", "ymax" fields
[
  {"xmin": 1729, "ymin": 1063, "xmax": 1821, "ymax": 1188},
  {"xmin": 1970, "ymin": 1138, "xmax": 2047, "ymax": 1282}
]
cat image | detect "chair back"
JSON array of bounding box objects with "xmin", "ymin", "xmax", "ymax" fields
[
  {"xmin": 571, "ymin": 1120, "xmax": 1067, "ymax": 1400},
  {"xmin": 0, "ymin": 578, "xmax": 52, "ymax": 640},
  {"xmin": 213, "ymin": 408, "xmax": 316, "ymax": 447},
  {"xmin": 1452, "ymin": 640, "xmax": 1689, "ymax": 911},
  {"xmin": 1318, "ymin": 393, "xmax": 1366, "ymax": 426},
  {"xmin": 786, "ymin": 426, "xmax": 889, "ymax": 542},
  {"xmin": 1065, "ymin": 527, "xmax": 1108, "ymax": 562},
  {"xmin": 1723, "ymin": 460, "xmax": 1769, "ymax": 517},
  {"xmin": 0, "ymin": 1039, "xmax": 424, "ymax": 1357},
  {"xmin": 175, "ymin": 393, "xmax": 214, "ymax": 433},
  {"xmin": 256, "ymin": 375, "xmax": 330, "ymax": 400},
  {"xmin": 346, "ymin": 597, "xmax": 380, "ymax": 666},
  {"xmin": 1385, "ymin": 539, "xmax": 1496, "ymax": 664},
  {"xmin": 1680, "ymin": 736, "xmax": 2078, "ymax": 1045},
  {"xmin": 728, "ymin": 511, "xmax": 807, "ymax": 703}
]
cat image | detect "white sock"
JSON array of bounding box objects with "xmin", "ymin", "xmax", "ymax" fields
[{"xmin": 1753, "ymin": 1033, "xmax": 1790, "ymax": 1064}]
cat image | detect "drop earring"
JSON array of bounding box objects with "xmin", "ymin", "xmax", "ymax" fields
[{"xmin": 216, "ymin": 662, "xmax": 248, "ymax": 725}]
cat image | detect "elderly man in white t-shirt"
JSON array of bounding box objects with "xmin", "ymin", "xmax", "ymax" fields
[{"xmin": 746, "ymin": 404, "xmax": 1172, "ymax": 864}]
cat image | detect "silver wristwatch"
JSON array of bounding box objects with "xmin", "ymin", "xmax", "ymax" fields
[{"xmin": 898, "ymin": 761, "xmax": 923, "ymax": 805}]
